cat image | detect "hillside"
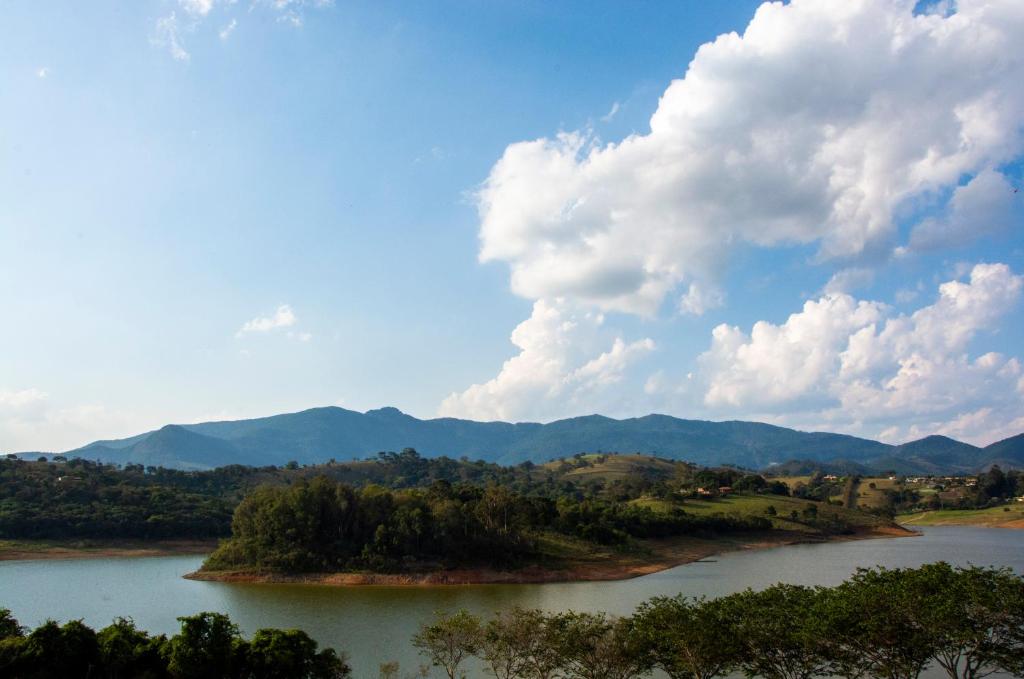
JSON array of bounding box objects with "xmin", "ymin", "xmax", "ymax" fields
[{"xmin": 18, "ymin": 406, "xmax": 1022, "ymax": 473}]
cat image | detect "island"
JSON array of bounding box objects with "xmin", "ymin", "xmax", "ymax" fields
[{"xmin": 185, "ymin": 452, "xmax": 910, "ymax": 585}]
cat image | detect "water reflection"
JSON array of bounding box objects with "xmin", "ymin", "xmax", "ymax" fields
[{"xmin": 1, "ymin": 527, "xmax": 1021, "ymax": 677}]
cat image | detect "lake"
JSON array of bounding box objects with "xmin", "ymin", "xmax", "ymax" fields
[{"xmin": 2, "ymin": 526, "xmax": 1022, "ymax": 677}]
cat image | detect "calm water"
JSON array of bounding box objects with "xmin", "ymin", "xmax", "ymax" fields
[{"xmin": 1, "ymin": 527, "xmax": 1022, "ymax": 677}]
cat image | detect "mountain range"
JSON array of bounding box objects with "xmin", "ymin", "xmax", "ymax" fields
[{"xmin": 17, "ymin": 406, "xmax": 1021, "ymax": 475}]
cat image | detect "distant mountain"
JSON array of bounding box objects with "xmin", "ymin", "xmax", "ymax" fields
[
  {"xmin": 980, "ymin": 433, "xmax": 1024, "ymax": 470},
  {"xmin": 38, "ymin": 406, "xmax": 1022, "ymax": 473}
]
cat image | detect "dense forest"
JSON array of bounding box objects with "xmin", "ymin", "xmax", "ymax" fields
[
  {"xmin": 2, "ymin": 563, "xmax": 1021, "ymax": 679},
  {"xmin": 201, "ymin": 476, "xmax": 769, "ymax": 573},
  {"xmin": 0, "ymin": 450, "xmax": 776, "ymax": 543}
]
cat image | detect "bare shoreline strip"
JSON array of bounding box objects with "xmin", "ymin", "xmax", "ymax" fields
[
  {"xmin": 0, "ymin": 539, "xmax": 220, "ymax": 562},
  {"xmin": 184, "ymin": 526, "xmax": 914, "ymax": 587}
]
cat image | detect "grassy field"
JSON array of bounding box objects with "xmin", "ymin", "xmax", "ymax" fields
[
  {"xmin": 855, "ymin": 477, "xmax": 901, "ymax": 509},
  {"xmin": 540, "ymin": 454, "xmax": 679, "ymax": 482},
  {"xmin": 771, "ymin": 475, "xmax": 812, "ymax": 489},
  {"xmin": 631, "ymin": 493, "xmax": 889, "ymax": 535},
  {"xmin": 899, "ymin": 503, "xmax": 1024, "ymax": 527}
]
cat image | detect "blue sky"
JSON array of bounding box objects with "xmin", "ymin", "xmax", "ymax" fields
[{"xmin": 2, "ymin": 0, "xmax": 1023, "ymax": 451}]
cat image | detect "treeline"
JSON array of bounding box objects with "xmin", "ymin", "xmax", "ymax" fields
[
  {"xmin": 203, "ymin": 476, "xmax": 770, "ymax": 573},
  {"xmin": 0, "ymin": 610, "xmax": 349, "ymax": 679},
  {"xmin": 0, "ymin": 458, "xmax": 235, "ymax": 540},
  {"xmin": 409, "ymin": 563, "xmax": 1024, "ymax": 679},
  {"xmin": 0, "ymin": 450, "xmax": 786, "ymax": 544}
]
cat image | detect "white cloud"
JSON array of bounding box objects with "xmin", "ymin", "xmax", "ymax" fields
[
  {"xmin": 909, "ymin": 169, "xmax": 1023, "ymax": 250},
  {"xmin": 180, "ymin": 0, "xmax": 215, "ymax": 17},
  {"xmin": 219, "ymin": 18, "xmax": 237, "ymax": 41},
  {"xmin": 152, "ymin": 0, "xmax": 331, "ymax": 60},
  {"xmin": 679, "ymin": 282, "xmax": 725, "ymax": 316},
  {"xmin": 894, "ymin": 286, "xmax": 921, "ymax": 304},
  {"xmin": 36, "ymin": 67, "xmax": 49, "ymax": 79},
  {"xmin": 236, "ymin": 304, "xmax": 297, "ymax": 336},
  {"xmin": 152, "ymin": 12, "xmax": 190, "ymax": 62},
  {"xmin": 823, "ymin": 267, "xmax": 874, "ymax": 295},
  {"xmin": 700, "ymin": 294, "xmax": 887, "ymax": 409},
  {"xmin": 476, "ymin": 0, "xmax": 1024, "ymax": 316},
  {"xmin": 600, "ymin": 101, "xmax": 620, "ymax": 123},
  {"xmin": 0, "ymin": 388, "xmax": 49, "ymax": 416},
  {"xmin": 438, "ymin": 299, "xmax": 654, "ymax": 422},
  {"xmin": 0, "ymin": 389, "xmax": 151, "ymax": 453},
  {"xmin": 697, "ymin": 263, "xmax": 1024, "ymax": 444}
]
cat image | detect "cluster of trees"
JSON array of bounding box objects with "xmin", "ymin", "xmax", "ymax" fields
[
  {"xmin": 1, "ymin": 450, "xmax": 798, "ymax": 549},
  {"xmin": 203, "ymin": 476, "xmax": 770, "ymax": 573},
  {"xmin": 409, "ymin": 563, "xmax": 1024, "ymax": 679},
  {"xmin": 789, "ymin": 471, "xmax": 845, "ymax": 502},
  {"xmin": 957, "ymin": 466, "xmax": 1021, "ymax": 509},
  {"xmin": 0, "ymin": 610, "xmax": 349, "ymax": 679},
  {"xmin": 0, "ymin": 458, "xmax": 235, "ymax": 540}
]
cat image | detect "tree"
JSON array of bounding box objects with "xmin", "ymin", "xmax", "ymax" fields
[
  {"xmin": 548, "ymin": 611, "xmax": 648, "ymax": 679},
  {"xmin": 97, "ymin": 617, "xmax": 169, "ymax": 679},
  {"xmin": 719, "ymin": 585, "xmax": 829, "ymax": 679},
  {"xmin": 819, "ymin": 567, "xmax": 935, "ymax": 679},
  {"xmin": 412, "ymin": 610, "xmax": 482, "ymax": 679},
  {"xmin": 479, "ymin": 607, "xmax": 537, "ymax": 679},
  {"xmin": 18, "ymin": 618, "xmax": 101, "ymax": 679},
  {"xmin": 904, "ymin": 563, "xmax": 1024, "ymax": 679},
  {"xmin": 633, "ymin": 595, "xmax": 737, "ymax": 679},
  {"xmin": 166, "ymin": 612, "xmax": 243, "ymax": 679},
  {"xmin": 0, "ymin": 609, "xmax": 22, "ymax": 640}
]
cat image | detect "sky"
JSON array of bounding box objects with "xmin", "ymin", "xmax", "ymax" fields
[{"xmin": 1, "ymin": 0, "xmax": 1023, "ymax": 452}]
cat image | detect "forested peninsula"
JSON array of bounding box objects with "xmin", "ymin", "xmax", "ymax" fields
[
  {"xmin": 187, "ymin": 450, "xmax": 903, "ymax": 584},
  {"xmin": 1, "ymin": 449, "xmax": 908, "ymax": 580}
]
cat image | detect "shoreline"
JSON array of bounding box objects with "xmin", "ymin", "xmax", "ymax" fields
[
  {"xmin": 185, "ymin": 525, "xmax": 914, "ymax": 587},
  {"xmin": 0, "ymin": 539, "xmax": 220, "ymax": 562},
  {"xmin": 899, "ymin": 516, "xmax": 1024, "ymax": 529}
]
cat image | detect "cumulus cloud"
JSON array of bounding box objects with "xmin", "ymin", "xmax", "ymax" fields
[
  {"xmin": 439, "ymin": 299, "xmax": 655, "ymax": 422},
  {"xmin": 909, "ymin": 169, "xmax": 1023, "ymax": 250},
  {"xmin": 476, "ymin": 0, "xmax": 1024, "ymax": 316},
  {"xmin": 697, "ymin": 263, "xmax": 1023, "ymax": 444},
  {"xmin": 236, "ymin": 304, "xmax": 297, "ymax": 336},
  {"xmin": 679, "ymin": 282, "xmax": 725, "ymax": 316}
]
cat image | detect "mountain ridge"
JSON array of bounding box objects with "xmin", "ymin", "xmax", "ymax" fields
[{"xmin": 21, "ymin": 406, "xmax": 1024, "ymax": 473}]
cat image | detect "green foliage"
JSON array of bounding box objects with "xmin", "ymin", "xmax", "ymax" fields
[
  {"xmin": 246, "ymin": 628, "xmax": 351, "ymax": 679},
  {"xmin": 0, "ymin": 610, "xmax": 350, "ymax": 679},
  {"xmin": 633, "ymin": 595, "xmax": 738, "ymax": 679},
  {"xmin": 0, "ymin": 458, "xmax": 236, "ymax": 540},
  {"xmin": 97, "ymin": 617, "xmax": 169, "ymax": 679},
  {"xmin": 719, "ymin": 584, "xmax": 830, "ymax": 679},
  {"xmin": 412, "ymin": 610, "xmax": 482, "ymax": 679},
  {"xmin": 0, "ymin": 451, "xmax": 822, "ymax": 548},
  {"xmin": 203, "ymin": 472, "xmax": 773, "ymax": 574},
  {"xmin": 546, "ymin": 611, "xmax": 647, "ymax": 679},
  {"xmin": 165, "ymin": 612, "xmax": 243, "ymax": 679}
]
